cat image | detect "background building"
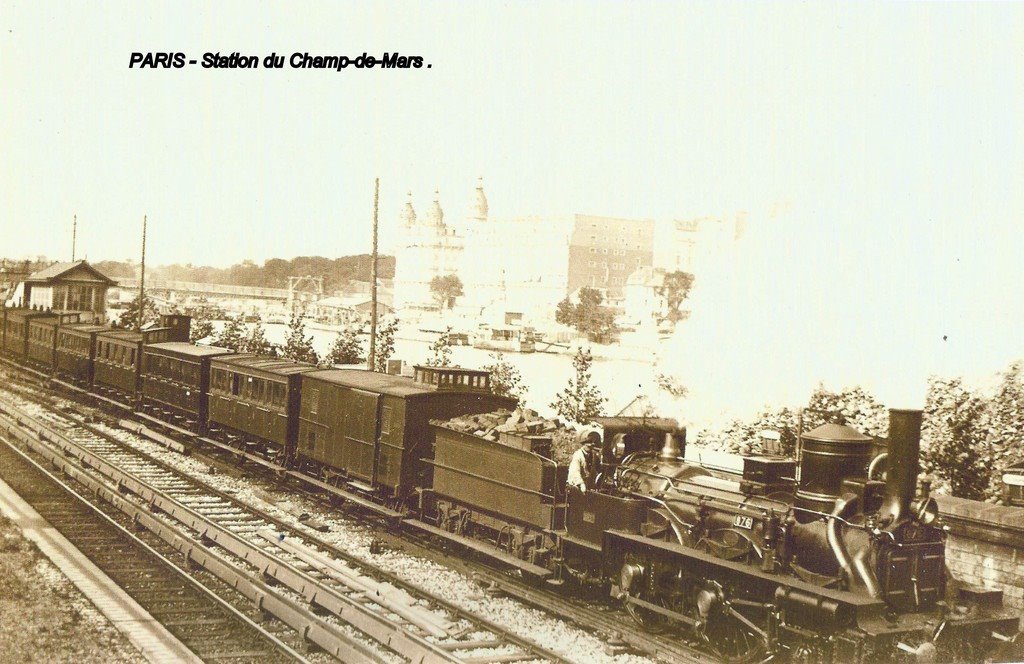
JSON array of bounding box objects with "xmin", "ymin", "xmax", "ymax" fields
[
  {"xmin": 5, "ymin": 260, "xmax": 115, "ymax": 323},
  {"xmin": 567, "ymin": 215, "xmax": 655, "ymax": 300},
  {"xmin": 669, "ymin": 212, "xmax": 747, "ymax": 276},
  {"xmin": 392, "ymin": 189, "xmax": 464, "ymax": 313},
  {"xmin": 393, "ymin": 182, "xmax": 660, "ymax": 326}
]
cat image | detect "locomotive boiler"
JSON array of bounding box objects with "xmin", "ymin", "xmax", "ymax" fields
[{"xmin": 607, "ymin": 409, "xmax": 1020, "ymax": 663}]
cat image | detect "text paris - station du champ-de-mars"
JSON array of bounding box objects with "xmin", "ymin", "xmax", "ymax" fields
[{"xmin": 129, "ymin": 51, "xmax": 428, "ymax": 70}]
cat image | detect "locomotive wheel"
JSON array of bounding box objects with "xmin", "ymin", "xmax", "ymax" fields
[
  {"xmin": 692, "ymin": 580, "xmax": 768, "ymax": 664},
  {"xmin": 619, "ymin": 554, "xmax": 680, "ymax": 634}
]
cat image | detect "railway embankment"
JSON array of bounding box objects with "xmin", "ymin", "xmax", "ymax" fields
[
  {"xmin": 0, "ymin": 510, "xmax": 145, "ymax": 663},
  {"xmin": 937, "ymin": 495, "xmax": 1024, "ymax": 612}
]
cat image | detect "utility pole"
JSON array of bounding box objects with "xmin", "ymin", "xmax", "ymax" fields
[
  {"xmin": 138, "ymin": 215, "xmax": 147, "ymax": 332},
  {"xmin": 71, "ymin": 214, "xmax": 77, "ymax": 261},
  {"xmin": 367, "ymin": 178, "xmax": 380, "ymax": 371}
]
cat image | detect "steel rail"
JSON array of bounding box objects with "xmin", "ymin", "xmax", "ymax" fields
[
  {"xmin": 0, "ymin": 396, "xmax": 568, "ymax": 664},
  {"xmin": 0, "ymin": 406, "xmax": 387, "ymax": 663},
  {"xmin": 0, "ymin": 431, "xmax": 310, "ymax": 663}
]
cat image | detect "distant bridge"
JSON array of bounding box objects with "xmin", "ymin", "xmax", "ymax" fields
[
  {"xmin": 115, "ymin": 276, "xmax": 327, "ymax": 313},
  {"xmin": 117, "ymin": 279, "xmax": 306, "ymax": 304}
]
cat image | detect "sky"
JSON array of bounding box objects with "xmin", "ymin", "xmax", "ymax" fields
[{"xmin": 3, "ymin": 2, "xmax": 1024, "ymax": 414}]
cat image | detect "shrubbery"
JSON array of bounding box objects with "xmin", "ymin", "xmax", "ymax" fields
[{"xmin": 692, "ymin": 366, "xmax": 1024, "ymax": 502}]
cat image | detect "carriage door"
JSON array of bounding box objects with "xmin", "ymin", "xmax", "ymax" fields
[{"xmin": 344, "ymin": 388, "xmax": 381, "ymax": 485}]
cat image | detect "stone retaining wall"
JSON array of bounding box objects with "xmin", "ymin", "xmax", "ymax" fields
[{"xmin": 936, "ymin": 495, "xmax": 1024, "ymax": 612}]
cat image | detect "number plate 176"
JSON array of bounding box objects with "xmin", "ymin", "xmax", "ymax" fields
[{"xmin": 734, "ymin": 515, "xmax": 754, "ymax": 529}]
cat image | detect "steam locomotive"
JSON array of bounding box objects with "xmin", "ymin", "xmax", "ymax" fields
[
  {"xmin": 1, "ymin": 306, "xmax": 1019, "ymax": 662},
  {"xmin": 599, "ymin": 411, "xmax": 1020, "ymax": 662}
]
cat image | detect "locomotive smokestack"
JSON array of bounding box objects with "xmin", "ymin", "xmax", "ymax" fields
[{"xmin": 882, "ymin": 409, "xmax": 923, "ymax": 523}]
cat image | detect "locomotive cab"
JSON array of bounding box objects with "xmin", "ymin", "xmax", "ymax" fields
[{"xmin": 561, "ymin": 418, "xmax": 685, "ymax": 562}]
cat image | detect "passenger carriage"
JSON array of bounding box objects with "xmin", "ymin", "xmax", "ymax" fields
[
  {"xmin": 206, "ymin": 354, "xmax": 315, "ymax": 459},
  {"xmin": 141, "ymin": 342, "xmax": 233, "ymax": 432},
  {"xmin": 56, "ymin": 322, "xmax": 107, "ymax": 386},
  {"xmin": 94, "ymin": 315, "xmax": 190, "ymax": 405},
  {"xmin": 27, "ymin": 312, "xmax": 82, "ymax": 371},
  {"xmin": 2, "ymin": 308, "xmax": 61, "ymax": 360}
]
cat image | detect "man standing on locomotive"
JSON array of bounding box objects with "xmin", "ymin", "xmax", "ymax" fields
[{"xmin": 567, "ymin": 428, "xmax": 602, "ymax": 493}]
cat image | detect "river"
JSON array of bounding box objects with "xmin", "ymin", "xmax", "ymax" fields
[{"xmin": 256, "ymin": 322, "xmax": 656, "ymax": 417}]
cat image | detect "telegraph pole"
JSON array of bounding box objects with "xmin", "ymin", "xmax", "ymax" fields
[
  {"xmin": 138, "ymin": 215, "xmax": 147, "ymax": 332},
  {"xmin": 71, "ymin": 214, "xmax": 77, "ymax": 261},
  {"xmin": 367, "ymin": 178, "xmax": 380, "ymax": 371}
]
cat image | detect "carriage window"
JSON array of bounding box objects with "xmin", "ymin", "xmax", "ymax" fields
[
  {"xmin": 231, "ymin": 373, "xmax": 241, "ymax": 396},
  {"xmin": 308, "ymin": 387, "xmax": 320, "ymax": 415},
  {"xmin": 381, "ymin": 405, "xmax": 392, "ymax": 435},
  {"xmin": 271, "ymin": 382, "xmax": 286, "ymax": 407},
  {"xmin": 129, "ymin": 349, "xmax": 136, "ymax": 365}
]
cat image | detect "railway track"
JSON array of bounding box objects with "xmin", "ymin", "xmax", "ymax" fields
[
  {"xmin": 0, "ymin": 361, "xmax": 716, "ymax": 663},
  {"xmin": 0, "ymin": 388, "xmax": 570, "ymax": 664},
  {"xmin": 0, "ymin": 423, "xmax": 308, "ymax": 663}
]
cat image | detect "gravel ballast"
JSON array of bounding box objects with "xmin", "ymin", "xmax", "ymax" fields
[{"xmin": 0, "ymin": 512, "xmax": 146, "ymax": 663}]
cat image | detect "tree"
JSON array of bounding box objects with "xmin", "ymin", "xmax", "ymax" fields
[
  {"xmin": 656, "ymin": 373, "xmax": 688, "ymax": 399},
  {"xmin": 214, "ymin": 313, "xmax": 247, "ymax": 352},
  {"xmin": 323, "ymin": 323, "xmax": 364, "ymax": 366},
  {"xmin": 117, "ymin": 294, "xmax": 160, "ymax": 330},
  {"xmin": 656, "ymin": 270, "xmax": 695, "ymax": 324},
  {"xmin": 555, "ymin": 287, "xmax": 618, "ymax": 342},
  {"xmin": 424, "ymin": 326, "xmax": 454, "ymax": 367},
  {"xmin": 282, "ymin": 311, "xmax": 319, "ymax": 364},
  {"xmin": 430, "ymin": 274, "xmax": 464, "ymax": 311},
  {"xmin": 983, "ymin": 361, "xmax": 1024, "ymax": 498},
  {"xmin": 242, "ymin": 314, "xmax": 276, "ymax": 356},
  {"xmin": 482, "ymin": 352, "xmax": 525, "ymax": 403},
  {"xmin": 372, "ymin": 317, "xmax": 399, "ymax": 373},
  {"xmin": 189, "ymin": 309, "xmax": 215, "ymax": 344},
  {"xmin": 921, "ymin": 376, "xmax": 993, "ymax": 499},
  {"xmin": 555, "ymin": 297, "xmax": 576, "ymax": 327},
  {"xmin": 550, "ymin": 347, "xmax": 606, "ymax": 424},
  {"xmin": 804, "ymin": 384, "xmax": 888, "ymax": 437}
]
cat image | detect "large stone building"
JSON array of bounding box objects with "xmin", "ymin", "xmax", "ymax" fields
[
  {"xmin": 391, "ymin": 189, "xmax": 464, "ymax": 314},
  {"xmin": 567, "ymin": 214, "xmax": 655, "ymax": 299},
  {"xmin": 392, "ymin": 182, "xmax": 656, "ymax": 323},
  {"xmin": 670, "ymin": 212, "xmax": 747, "ymax": 275}
]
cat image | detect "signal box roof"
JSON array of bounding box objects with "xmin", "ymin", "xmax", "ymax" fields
[
  {"xmin": 25, "ymin": 260, "xmax": 117, "ymax": 285},
  {"xmin": 146, "ymin": 342, "xmax": 233, "ymax": 359},
  {"xmin": 211, "ymin": 353, "xmax": 316, "ymax": 377}
]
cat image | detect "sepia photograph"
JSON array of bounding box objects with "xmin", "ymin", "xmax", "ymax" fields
[{"xmin": 1, "ymin": 2, "xmax": 1023, "ymax": 662}]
